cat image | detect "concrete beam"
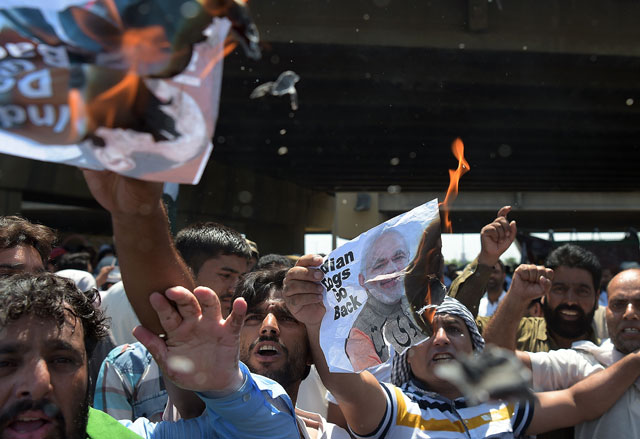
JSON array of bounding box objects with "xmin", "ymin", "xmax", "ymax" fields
[
  {"xmin": 378, "ymin": 191, "xmax": 640, "ymax": 213},
  {"xmin": 252, "ymin": 0, "xmax": 640, "ymax": 57}
]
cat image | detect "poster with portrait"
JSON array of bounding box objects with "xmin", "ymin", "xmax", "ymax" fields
[
  {"xmin": 319, "ymin": 199, "xmax": 447, "ymax": 373},
  {"xmin": 0, "ymin": 0, "xmax": 231, "ymax": 184}
]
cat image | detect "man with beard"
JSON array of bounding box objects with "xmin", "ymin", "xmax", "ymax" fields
[
  {"xmin": 482, "ymin": 243, "xmax": 601, "ymax": 352},
  {"xmin": 494, "ymin": 267, "xmax": 640, "ymax": 439},
  {"xmin": 282, "ymin": 256, "xmax": 640, "ymax": 439},
  {"xmin": 481, "ymin": 249, "xmax": 600, "ymax": 439},
  {"xmin": 162, "ymin": 268, "xmax": 352, "ymax": 438},
  {"xmin": 0, "ymin": 271, "xmax": 300, "ymax": 439}
]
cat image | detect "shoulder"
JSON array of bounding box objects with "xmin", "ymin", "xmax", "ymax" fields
[{"xmin": 103, "ymin": 343, "xmax": 154, "ymax": 373}]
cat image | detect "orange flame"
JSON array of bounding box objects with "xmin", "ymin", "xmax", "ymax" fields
[{"xmin": 439, "ymin": 138, "xmax": 470, "ymax": 233}]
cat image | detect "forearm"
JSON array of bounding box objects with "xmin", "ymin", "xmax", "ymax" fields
[
  {"xmin": 529, "ymin": 352, "xmax": 640, "ymax": 434},
  {"xmin": 164, "ymin": 379, "xmax": 205, "ymax": 420},
  {"xmin": 569, "ymin": 352, "xmax": 640, "ymax": 420},
  {"xmin": 198, "ymin": 363, "xmax": 299, "ymax": 438},
  {"xmin": 448, "ymin": 258, "xmax": 492, "ymax": 317},
  {"xmin": 308, "ymin": 325, "xmax": 386, "ymax": 436},
  {"xmin": 482, "ymin": 295, "xmax": 528, "ymax": 350},
  {"xmin": 111, "ymin": 202, "xmax": 194, "ymax": 334}
]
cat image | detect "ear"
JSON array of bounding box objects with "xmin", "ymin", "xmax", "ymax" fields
[{"xmin": 359, "ymin": 273, "xmax": 365, "ymax": 287}]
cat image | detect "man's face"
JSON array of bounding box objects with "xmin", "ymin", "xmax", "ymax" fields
[
  {"xmin": 606, "ymin": 270, "xmax": 640, "ymax": 354},
  {"xmin": 196, "ymin": 254, "xmax": 248, "ymax": 317},
  {"xmin": 359, "ymin": 231, "xmax": 409, "ymax": 305},
  {"xmin": 238, "ymin": 292, "xmax": 311, "ymax": 390},
  {"xmin": 408, "ymin": 314, "xmax": 473, "ymax": 392},
  {"xmin": 0, "ymin": 313, "xmax": 89, "ymax": 439},
  {"xmin": 486, "ymin": 263, "xmax": 506, "ymax": 292},
  {"xmin": 543, "ymin": 266, "xmax": 597, "ymax": 339},
  {"xmin": 0, "ymin": 246, "xmax": 44, "ymax": 276}
]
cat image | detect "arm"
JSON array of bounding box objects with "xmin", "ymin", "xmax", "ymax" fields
[
  {"xmin": 483, "ymin": 264, "xmax": 553, "ymax": 350},
  {"xmin": 449, "ymin": 206, "xmax": 516, "ymax": 316},
  {"xmin": 132, "ymin": 284, "xmax": 299, "ymax": 437},
  {"xmin": 526, "ymin": 350, "xmax": 640, "ymax": 435},
  {"xmin": 83, "ymin": 170, "xmax": 194, "ymax": 334},
  {"xmin": 284, "ymin": 255, "xmax": 388, "ymax": 436}
]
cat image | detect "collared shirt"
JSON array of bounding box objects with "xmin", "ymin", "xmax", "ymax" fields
[
  {"xmin": 94, "ymin": 343, "xmax": 167, "ymax": 422},
  {"xmin": 475, "ymin": 316, "xmax": 600, "ymax": 353},
  {"xmin": 528, "ymin": 339, "xmax": 640, "ymax": 439},
  {"xmin": 350, "ymin": 378, "xmax": 534, "ymax": 439},
  {"xmin": 477, "ymin": 290, "xmax": 508, "ymax": 317},
  {"xmin": 120, "ymin": 362, "xmax": 300, "ymax": 439}
]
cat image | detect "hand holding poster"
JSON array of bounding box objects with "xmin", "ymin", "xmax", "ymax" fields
[
  {"xmin": 0, "ymin": 0, "xmax": 251, "ymax": 184},
  {"xmin": 319, "ymin": 199, "xmax": 447, "ymax": 373}
]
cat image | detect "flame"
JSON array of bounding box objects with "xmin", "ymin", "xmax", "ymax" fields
[
  {"xmin": 199, "ymin": 41, "xmax": 237, "ymax": 80},
  {"xmin": 88, "ymin": 71, "xmax": 141, "ymax": 131},
  {"xmin": 439, "ymin": 138, "xmax": 470, "ymax": 233}
]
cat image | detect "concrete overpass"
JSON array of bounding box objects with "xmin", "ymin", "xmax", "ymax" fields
[{"xmin": 1, "ymin": 0, "xmax": 639, "ymax": 253}]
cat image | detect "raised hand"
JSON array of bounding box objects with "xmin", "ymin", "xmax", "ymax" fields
[
  {"xmin": 478, "ymin": 206, "xmax": 517, "ymax": 267},
  {"xmin": 133, "ymin": 285, "xmax": 247, "ymax": 392},
  {"xmin": 283, "ymin": 254, "xmax": 326, "ymax": 328},
  {"xmin": 509, "ymin": 264, "xmax": 554, "ymax": 302},
  {"xmin": 82, "ymin": 169, "xmax": 163, "ymax": 216}
]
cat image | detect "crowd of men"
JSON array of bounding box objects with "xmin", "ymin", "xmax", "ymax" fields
[{"xmin": 0, "ymin": 170, "xmax": 638, "ymax": 439}]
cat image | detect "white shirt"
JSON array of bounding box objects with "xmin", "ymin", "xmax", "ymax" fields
[
  {"xmin": 477, "ymin": 290, "xmax": 507, "ymax": 317},
  {"xmin": 528, "ymin": 339, "xmax": 640, "ymax": 439},
  {"xmin": 296, "ymin": 408, "xmax": 351, "ymax": 439}
]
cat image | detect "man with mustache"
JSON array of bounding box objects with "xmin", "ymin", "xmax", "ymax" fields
[
  {"xmin": 282, "ymin": 257, "xmax": 640, "ymax": 439},
  {"xmin": 0, "ymin": 271, "xmax": 300, "ymax": 439},
  {"xmin": 482, "ymin": 243, "xmax": 601, "ymax": 352},
  {"xmin": 160, "ymin": 268, "xmax": 352, "ymax": 438},
  {"xmin": 489, "ymin": 267, "xmax": 640, "ymax": 438}
]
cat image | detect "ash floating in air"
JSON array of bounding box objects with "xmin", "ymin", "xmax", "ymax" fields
[
  {"xmin": 250, "ymin": 71, "xmax": 300, "ymax": 110},
  {"xmin": 434, "ymin": 345, "xmax": 533, "ymax": 406}
]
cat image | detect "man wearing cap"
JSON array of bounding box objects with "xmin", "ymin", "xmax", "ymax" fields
[{"xmin": 283, "ymin": 255, "xmax": 640, "ymax": 438}]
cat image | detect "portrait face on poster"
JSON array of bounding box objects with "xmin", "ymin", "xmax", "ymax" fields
[{"xmin": 318, "ymin": 199, "xmax": 447, "ymax": 373}]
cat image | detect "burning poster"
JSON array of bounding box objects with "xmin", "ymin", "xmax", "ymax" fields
[
  {"xmin": 319, "ymin": 199, "xmax": 447, "ymax": 373},
  {"xmin": 0, "ymin": 0, "xmax": 244, "ymax": 184}
]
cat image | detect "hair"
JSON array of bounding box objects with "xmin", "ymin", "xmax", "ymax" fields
[
  {"xmin": 0, "ymin": 216, "xmax": 56, "ymax": 264},
  {"xmin": 232, "ymin": 268, "xmax": 311, "ymax": 380},
  {"xmin": 175, "ymin": 222, "xmax": 251, "ymax": 275},
  {"xmin": 233, "ymin": 268, "xmax": 288, "ymax": 310},
  {"xmin": 254, "ymin": 254, "xmax": 294, "ymax": 271},
  {"xmin": 56, "ymin": 252, "xmax": 92, "ymax": 271},
  {"xmin": 545, "ymin": 243, "xmax": 602, "ymax": 292},
  {"xmin": 0, "ymin": 272, "xmax": 109, "ymax": 358}
]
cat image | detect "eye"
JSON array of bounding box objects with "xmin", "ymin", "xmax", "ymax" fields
[
  {"xmin": 244, "ymin": 314, "xmax": 264, "ymax": 324},
  {"xmin": 0, "ymin": 359, "xmax": 18, "ymax": 368},
  {"xmin": 577, "ymin": 288, "xmax": 592, "ymax": 298},
  {"xmin": 609, "ymin": 301, "xmax": 627, "ymax": 312},
  {"xmin": 279, "ymin": 314, "xmax": 298, "ymax": 323}
]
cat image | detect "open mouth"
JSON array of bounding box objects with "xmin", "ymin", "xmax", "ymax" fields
[
  {"xmin": 432, "ymin": 353, "xmax": 455, "ymax": 363},
  {"xmin": 5, "ymin": 413, "xmax": 55, "ymax": 439},
  {"xmin": 621, "ymin": 327, "xmax": 640, "ymax": 336},
  {"xmin": 253, "ymin": 342, "xmax": 282, "ymax": 362},
  {"xmin": 558, "ymin": 309, "xmax": 580, "ymax": 320}
]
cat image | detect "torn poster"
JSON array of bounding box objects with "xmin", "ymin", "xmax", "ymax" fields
[
  {"xmin": 319, "ymin": 199, "xmax": 447, "ymax": 373},
  {"xmin": 0, "ymin": 0, "xmax": 236, "ymax": 184}
]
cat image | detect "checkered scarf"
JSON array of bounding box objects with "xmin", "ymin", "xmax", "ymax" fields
[{"xmin": 391, "ymin": 296, "xmax": 484, "ymax": 386}]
